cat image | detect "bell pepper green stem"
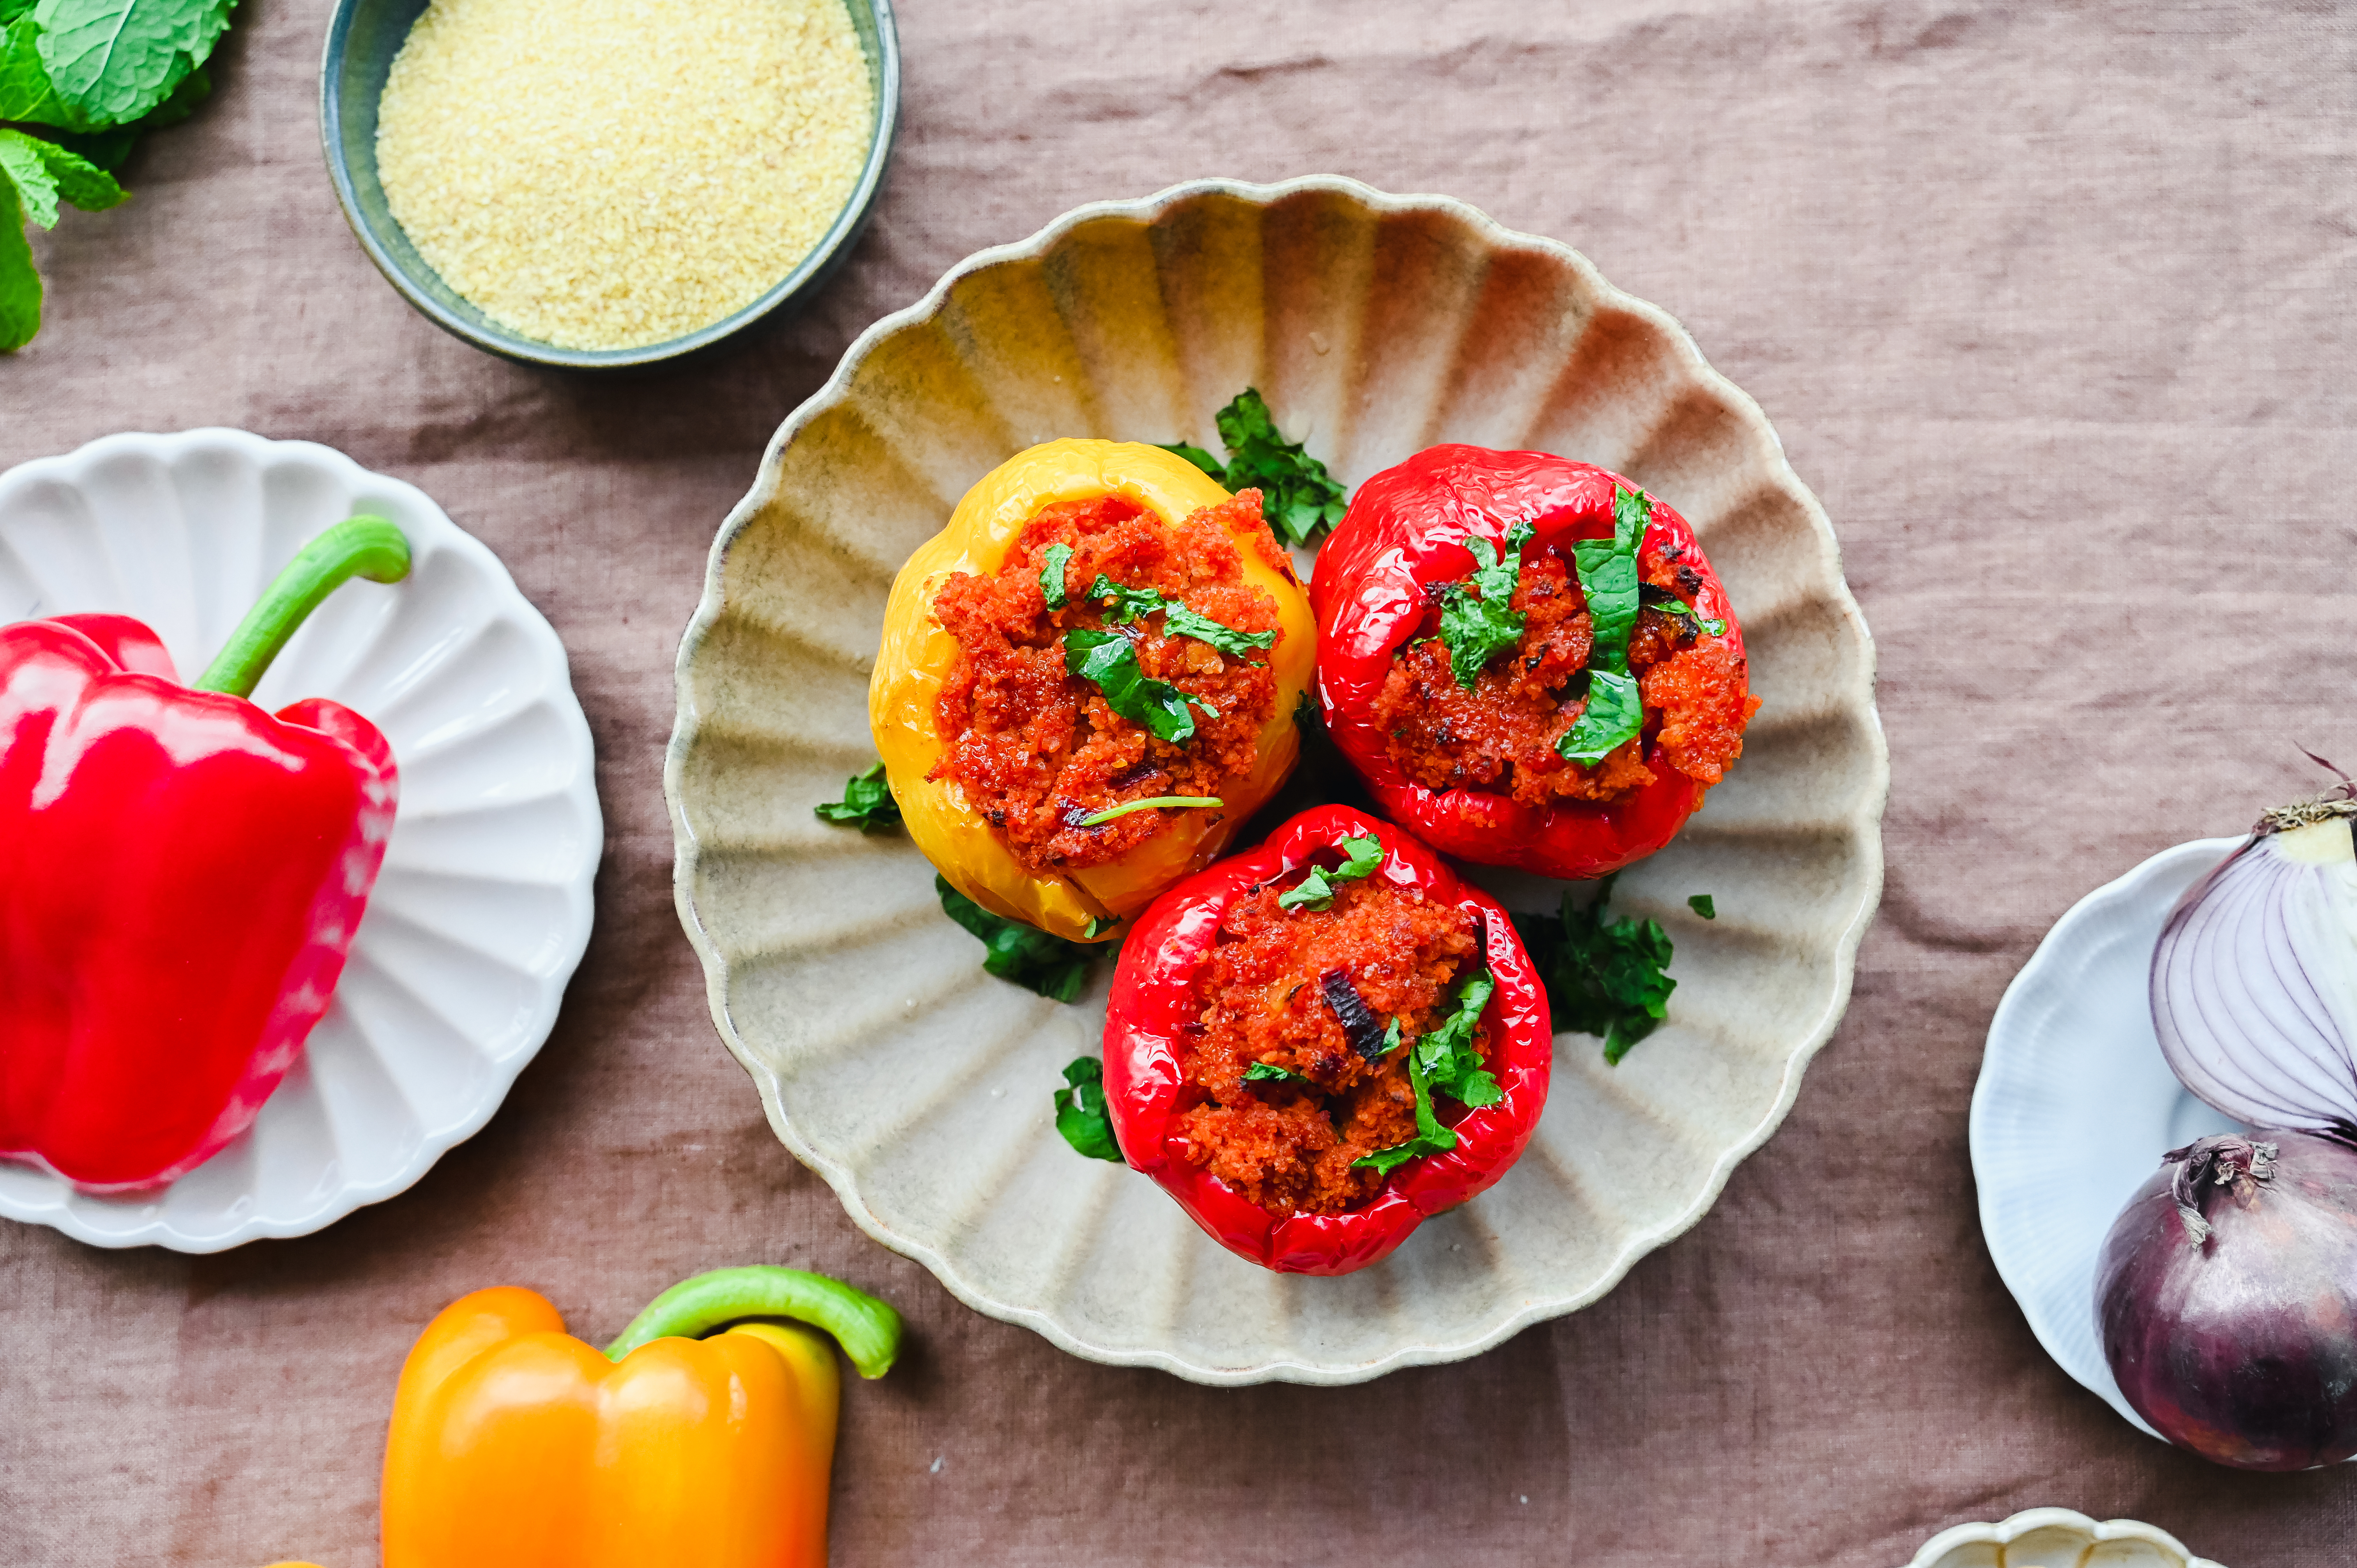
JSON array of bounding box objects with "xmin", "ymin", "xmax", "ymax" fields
[
  {"xmin": 604, "ymin": 1266, "xmax": 904, "ymax": 1379},
  {"xmin": 194, "ymin": 517, "xmax": 412, "ymax": 698}
]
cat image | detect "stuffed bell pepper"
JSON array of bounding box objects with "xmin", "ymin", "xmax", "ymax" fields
[
  {"xmin": 873, "ymin": 439, "xmax": 1316, "ymax": 941},
  {"xmin": 1103, "ymin": 805, "xmax": 1551, "ymax": 1275},
  {"xmin": 1309, "ymin": 445, "xmax": 1758, "ymax": 880}
]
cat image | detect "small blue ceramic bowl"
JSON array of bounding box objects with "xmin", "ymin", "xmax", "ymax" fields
[{"xmin": 320, "ymin": 0, "xmax": 900, "ymax": 370}]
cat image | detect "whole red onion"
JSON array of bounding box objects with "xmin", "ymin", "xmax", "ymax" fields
[{"xmin": 2096, "ymin": 1130, "xmax": 2357, "ymax": 1469}]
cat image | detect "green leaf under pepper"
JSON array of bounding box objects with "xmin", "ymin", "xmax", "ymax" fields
[
  {"xmin": 1512, "ymin": 874, "xmax": 1676, "ymax": 1064},
  {"xmin": 1161, "ymin": 388, "xmax": 1349, "ymax": 549},
  {"xmin": 1054, "ymin": 1057, "xmax": 1122, "ymax": 1161},
  {"xmin": 814, "ymin": 761, "xmax": 901, "ymax": 833},
  {"xmin": 936, "ymin": 874, "xmax": 1096, "ymax": 1003},
  {"xmin": 1434, "ymin": 521, "xmax": 1536, "ymax": 690},
  {"xmin": 1064, "ymin": 627, "xmax": 1214, "ymax": 745}
]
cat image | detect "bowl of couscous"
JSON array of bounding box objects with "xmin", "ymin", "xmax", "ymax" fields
[{"xmin": 320, "ymin": 0, "xmax": 899, "ymax": 369}]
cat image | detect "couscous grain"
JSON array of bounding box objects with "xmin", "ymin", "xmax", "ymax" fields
[{"xmin": 376, "ymin": 0, "xmax": 873, "ymax": 351}]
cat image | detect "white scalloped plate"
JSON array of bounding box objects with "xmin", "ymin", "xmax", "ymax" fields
[
  {"xmin": 669, "ymin": 176, "xmax": 1887, "ymax": 1383},
  {"xmin": 1972, "ymin": 838, "xmax": 2255, "ymax": 1440},
  {"xmin": 0, "ymin": 429, "xmax": 601, "ymax": 1251},
  {"xmin": 1906, "ymin": 1506, "xmax": 2223, "ymax": 1568}
]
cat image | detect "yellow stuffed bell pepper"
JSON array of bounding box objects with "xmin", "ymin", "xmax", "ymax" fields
[
  {"xmin": 873, "ymin": 438, "xmax": 1316, "ymax": 941},
  {"xmin": 381, "ymin": 1266, "xmax": 900, "ymax": 1568}
]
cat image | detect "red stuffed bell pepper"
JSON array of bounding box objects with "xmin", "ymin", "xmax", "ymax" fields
[
  {"xmin": 1309, "ymin": 445, "xmax": 1758, "ymax": 880},
  {"xmin": 1103, "ymin": 805, "xmax": 1551, "ymax": 1275},
  {"xmin": 0, "ymin": 519, "xmax": 408, "ymax": 1192}
]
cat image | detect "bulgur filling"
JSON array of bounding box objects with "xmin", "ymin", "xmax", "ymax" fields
[
  {"xmin": 1371, "ymin": 538, "xmax": 1759, "ymax": 806},
  {"xmin": 1172, "ymin": 873, "xmax": 1489, "ymax": 1216},
  {"xmin": 929, "ymin": 493, "xmax": 1285, "ymax": 878}
]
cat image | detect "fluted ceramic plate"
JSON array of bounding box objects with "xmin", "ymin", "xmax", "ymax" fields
[
  {"xmin": 669, "ymin": 176, "xmax": 1887, "ymax": 1383},
  {"xmin": 1972, "ymin": 838, "xmax": 2260, "ymax": 1441},
  {"xmin": 1905, "ymin": 1507, "xmax": 2223, "ymax": 1568},
  {"xmin": 0, "ymin": 429, "xmax": 601, "ymax": 1251}
]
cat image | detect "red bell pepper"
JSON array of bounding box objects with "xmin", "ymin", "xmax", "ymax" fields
[
  {"xmin": 1307, "ymin": 445, "xmax": 1748, "ymax": 880},
  {"xmin": 0, "ymin": 518, "xmax": 410, "ymax": 1192},
  {"xmin": 1102, "ymin": 804, "xmax": 1552, "ymax": 1275}
]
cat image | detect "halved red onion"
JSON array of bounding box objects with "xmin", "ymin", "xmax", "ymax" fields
[{"xmin": 2151, "ymin": 795, "xmax": 2357, "ymax": 1132}]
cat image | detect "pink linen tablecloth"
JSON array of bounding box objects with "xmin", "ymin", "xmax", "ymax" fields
[{"xmin": 4, "ymin": 1, "xmax": 2353, "ymax": 1562}]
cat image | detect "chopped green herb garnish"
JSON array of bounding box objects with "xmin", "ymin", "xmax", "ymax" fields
[
  {"xmin": 1688, "ymin": 894, "xmax": 1716, "ymax": 920},
  {"xmin": 937, "ymin": 875, "xmax": 1096, "ymax": 1003},
  {"xmin": 1039, "ymin": 542, "xmax": 1073, "ymax": 608},
  {"xmin": 1080, "ymin": 573, "xmax": 1274, "ymax": 660},
  {"xmin": 1644, "ymin": 592, "xmax": 1727, "ymax": 638},
  {"xmin": 1159, "ymin": 388, "xmax": 1350, "ymax": 548},
  {"xmin": 1275, "ymin": 832, "xmax": 1385, "ymax": 911},
  {"xmin": 1434, "ymin": 521, "xmax": 1535, "ymax": 690},
  {"xmin": 1556, "ymin": 668, "xmax": 1643, "ymax": 764},
  {"xmin": 1064, "ymin": 628, "xmax": 1214, "ymax": 744},
  {"xmin": 1554, "ymin": 487, "xmax": 1652, "ymax": 763},
  {"xmin": 1054, "ymin": 1057, "xmax": 1123, "ymax": 1161},
  {"xmin": 1512, "ymin": 874, "xmax": 1676, "ymax": 1064},
  {"xmin": 1078, "ymin": 795, "xmax": 1220, "ymax": 826},
  {"xmin": 814, "ymin": 761, "xmax": 902, "ymax": 832},
  {"xmin": 1353, "ymin": 970, "xmax": 1500, "ymax": 1174},
  {"xmin": 1243, "ymin": 1061, "xmax": 1317, "ymax": 1088}
]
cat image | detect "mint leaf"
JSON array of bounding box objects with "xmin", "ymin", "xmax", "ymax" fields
[
  {"xmin": 34, "ymin": 0, "xmax": 234, "ymax": 127},
  {"xmin": 1080, "ymin": 573, "xmax": 1273, "ymax": 660},
  {"xmin": 1434, "ymin": 521, "xmax": 1535, "ymax": 689},
  {"xmin": 1275, "ymin": 832, "xmax": 1385, "ymax": 912},
  {"xmin": 936, "ymin": 874, "xmax": 1096, "ymax": 1003},
  {"xmin": 0, "ymin": 13, "xmax": 77, "ymax": 125},
  {"xmin": 0, "ymin": 0, "xmax": 38, "ymax": 23},
  {"xmin": 1571, "ymin": 490, "xmax": 1646, "ymax": 678},
  {"xmin": 1688, "ymin": 894, "xmax": 1715, "ymax": 920},
  {"xmin": 814, "ymin": 761, "xmax": 901, "ymax": 833},
  {"xmin": 1351, "ymin": 969, "xmax": 1499, "ymax": 1174},
  {"xmin": 1039, "ymin": 542, "xmax": 1072, "ymax": 609},
  {"xmin": 1158, "ymin": 441, "xmax": 1224, "ymax": 479},
  {"xmin": 0, "ymin": 128, "xmax": 60, "ymax": 228},
  {"xmin": 1064, "ymin": 627, "xmax": 1212, "ymax": 744},
  {"xmin": 0, "ymin": 174, "xmax": 40, "ymax": 351},
  {"xmin": 1512, "ymin": 875, "xmax": 1676, "ymax": 1064},
  {"xmin": 0, "ymin": 129, "xmax": 124, "ymax": 214},
  {"xmin": 1243, "ymin": 1061, "xmax": 1316, "ymax": 1088},
  {"xmin": 1053, "ymin": 1057, "xmax": 1122, "ymax": 1162},
  {"xmin": 43, "ymin": 61, "xmax": 206, "ymax": 169},
  {"xmin": 1556, "ymin": 667, "xmax": 1643, "ymax": 763}
]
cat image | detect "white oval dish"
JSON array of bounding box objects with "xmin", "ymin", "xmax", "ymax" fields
[
  {"xmin": 0, "ymin": 429, "xmax": 601, "ymax": 1252},
  {"xmin": 1972, "ymin": 837, "xmax": 2252, "ymax": 1439},
  {"xmin": 1906, "ymin": 1506, "xmax": 2223, "ymax": 1568},
  {"xmin": 669, "ymin": 176, "xmax": 1887, "ymax": 1384}
]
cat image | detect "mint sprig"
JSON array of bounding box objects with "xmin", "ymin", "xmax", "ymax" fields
[
  {"xmin": 1556, "ymin": 487, "xmax": 1651, "ymax": 763},
  {"xmin": 1512, "ymin": 874, "xmax": 1678, "ymax": 1064},
  {"xmin": 936, "ymin": 875, "xmax": 1096, "ymax": 1003},
  {"xmin": 0, "ymin": 0, "xmax": 234, "ymax": 350},
  {"xmin": 814, "ymin": 761, "xmax": 901, "ymax": 833}
]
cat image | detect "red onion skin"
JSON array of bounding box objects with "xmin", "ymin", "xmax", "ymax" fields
[{"xmin": 2097, "ymin": 1130, "xmax": 2357, "ymax": 1471}]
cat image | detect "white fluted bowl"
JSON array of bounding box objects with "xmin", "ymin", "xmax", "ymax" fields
[
  {"xmin": 669, "ymin": 176, "xmax": 1887, "ymax": 1383},
  {"xmin": 0, "ymin": 429, "xmax": 601, "ymax": 1251},
  {"xmin": 1906, "ymin": 1507, "xmax": 2224, "ymax": 1568}
]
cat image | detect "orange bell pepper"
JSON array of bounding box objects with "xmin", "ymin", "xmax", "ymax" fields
[
  {"xmin": 381, "ymin": 1266, "xmax": 901, "ymax": 1568},
  {"xmin": 871, "ymin": 438, "xmax": 1317, "ymax": 941}
]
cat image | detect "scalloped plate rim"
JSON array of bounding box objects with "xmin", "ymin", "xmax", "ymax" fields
[
  {"xmin": 0, "ymin": 427, "xmax": 603, "ymax": 1253},
  {"xmin": 666, "ymin": 175, "xmax": 1888, "ymax": 1384},
  {"xmin": 1905, "ymin": 1505, "xmax": 2223, "ymax": 1568}
]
